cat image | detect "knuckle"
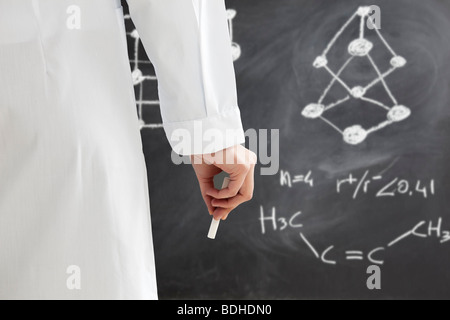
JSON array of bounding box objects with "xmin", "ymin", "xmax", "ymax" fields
[
  {"xmin": 224, "ymin": 187, "xmax": 238, "ymax": 198},
  {"xmin": 230, "ymin": 188, "xmax": 239, "ymax": 197},
  {"xmin": 242, "ymin": 163, "xmax": 251, "ymax": 172},
  {"xmin": 249, "ymin": 151, "xmax": 258, "ymax": 164},
  {"xmin": 244, "ymin": 192, "xmax": 253, "ymax": 201}
]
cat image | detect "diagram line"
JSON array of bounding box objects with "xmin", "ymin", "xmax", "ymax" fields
[
  {"xmin": 319, "ymin": 56, "xmax": 354, "ymax": 104},
  {"xmin": 322, "ymin": 11, "xmax": 359, "ymax": 56},
  {"xmin": 366, "ymin": 53, "xmax": 398, "ymax": 105},
  {"xmin": 138, "ymin": 81, "xmax": 144, "ymax": 120},
  {"xmin": 228, "ymin": 15, "xmax": 234, "ymax": 42},
  {"xmin": 300, "ymin": 233, "xmax": 320, "ymax": 259},
  {"xmin": 319, "ymin": 116, "xmax": 344, "ymax": 134},
  {"xmin": 364, "ymin": 67, "xmax": 396, "ymax": 91},
  {"xmin": 373, "ymin": 23, "xmax": 397, "ymax": 57},
  {"xmin": 324, "ymin": 96, "xmax": 350, "ymax": 111},
  {"xmin": 141, "ymin": 124, "xmax": 164, "ymax": 129},
  {"xmin": 139, "ymin": 100, "xmax": 160, "ymax": 105},
  {"xmin": 366, "ymin": 120, "xmax": 393, "ymax": 134},
  {"xmin": 323, "ymin": 65, "xmax": 353, "ymax": 94},
  {"xmin": 359, "ymin": 15, "xmax": 365, "ymax": 39},
  {"xmin": 133, "ymin": 33, "xmax": 140, "ymax": 71},
  {"xmin": 360, "ymin": 96, "xmax": 391, "ymax": 111}
]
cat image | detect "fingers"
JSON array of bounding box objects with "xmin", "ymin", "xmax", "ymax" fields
[
  {"xmin": 195, "ymin": 176, "xmax": 218, "ymax": 216},
  {"xmin": 206, "ymin": 171, "xmax": 246, "ymax": 199},
  {"xmin": 193, "ymin": 145, "xmax": 257, "ymax": 221},
  {"xmin": 211, "ymin": 168, "xmax": 254, "ymax": 209},
  {"xmin": 211, "ymin": 196, "xmax": 243, "ymax": 209},
  {"xmin": 213, "ymin": 207, "xmax": 232, "ymax": 221},
  {"xmin": 202, "ymin": 193, "xmax": 215, "ymax": 216},
  {"xmin": 191, "ymin": 158, "xmax": 223, "ymax": 215},
  {"xmin": 204, "ymin": 145, "xmax": 257, "ymax": 200},
  {"xmin": 210, "ymin": 165, "xmax": 255, "ymax": 220}
]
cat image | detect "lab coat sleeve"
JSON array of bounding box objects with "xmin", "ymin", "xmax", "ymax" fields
[{"xmin": 126, "ymin": 0, "xmax": 246, "ymax": 155}]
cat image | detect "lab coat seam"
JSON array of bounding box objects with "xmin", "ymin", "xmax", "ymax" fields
[
  {"xmin": 191, "ymin": 0, "xmax": 201, "ymax": 25},
  {"xmin": 194, "ymin": 0, "xmax": 214, "ymax": 119},
  {"xmin": 31, "ymin": 0, "xmax": 48, "ymax": 75}
]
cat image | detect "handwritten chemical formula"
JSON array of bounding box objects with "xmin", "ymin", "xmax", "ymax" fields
[
  {"xmin": 259, "ymin": 163, "xmax": 449, "ymax": 268},
  {"xmin": 259, "ymin": 206, "xmax": 449, "ymax": 266}
]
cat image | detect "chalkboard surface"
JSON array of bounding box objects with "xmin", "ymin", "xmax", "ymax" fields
[{"xmin": 122, "ymin": 0, "xmax": 450, "ymax": 299}]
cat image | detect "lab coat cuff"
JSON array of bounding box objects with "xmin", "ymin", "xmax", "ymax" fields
[{"xmin": 163, "ymin": 107, "xmax": 246, "ymax": 156}]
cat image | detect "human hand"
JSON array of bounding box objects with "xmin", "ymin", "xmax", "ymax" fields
[{"xmin": 191, "ymin": 144, "xmax": 257, "ymax": 221}]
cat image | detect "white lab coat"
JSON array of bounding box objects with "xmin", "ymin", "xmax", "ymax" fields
[{"xmin": 0, "ymin": 0, "xmax": 245, "ymax": 300}]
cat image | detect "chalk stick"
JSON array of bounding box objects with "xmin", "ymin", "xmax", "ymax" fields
[{"xmin": 207, "ymin": 177, "xmax": 230, "ymax": 240}]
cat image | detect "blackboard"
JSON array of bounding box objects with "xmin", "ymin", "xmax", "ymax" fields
[{"xmin": 122, "ymin": 0, "xmax": 450, "ymax": 299}]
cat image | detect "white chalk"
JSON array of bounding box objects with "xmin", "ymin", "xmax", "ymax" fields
[
  {"xmin": 207, "ymin": 177, "xmax": 230, "ymax": 240},
  {"xmin": 208, "ymin": 219, "xmax": 221, "ymax": 240}
]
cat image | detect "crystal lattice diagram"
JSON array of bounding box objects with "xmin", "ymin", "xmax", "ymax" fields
[{"xmin": 302, "ymin": 6, "xmax": 410, "ymax": 145}]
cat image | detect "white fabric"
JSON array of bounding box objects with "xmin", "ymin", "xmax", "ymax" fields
[
  {"xmin": 0, "ymin": 0, "xmax": 244, "ymax": 300},
  {"xmin": 127, "ymin": 0, "xmax": 245, "ymax": 154}
]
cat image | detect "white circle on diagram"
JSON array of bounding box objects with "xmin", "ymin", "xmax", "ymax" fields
[
  {"xmin": 343, "ymin": 125, "xmax": 368, "ymax": 145},
  {"xmin": 132, "ymin": 69, "xmax": 145, "ymax": 85},
  {"xmin": 390, "ymin": 56, "xmax": 407, "ymax": 68},
  {"xmin": 302, "ymin": 103, "xmax": 325, "ymax": 119},
  {"xmin": 231, "ymin": 43, "xmax": 241, "ymax": 61},
  {"xmin": 130, "ymin": 29, "xmax": 139, "ymax": 39},
  {"xmin": 227, "ymin": 9, "xmax": 237, "ymax": 19},
  {"xmin": 387, "ymin": 105, "xmax": 411, "ymax": 122},
  {"xmin": 313, "ymin": 56, "xmax": 328, "ymax": 68},
  {"xmin": 357, "ymin": 6, "xmax": 372, "ymax": 16},
  {"xmin": 348, "ymin": 39, "xmax": 373, "ymax": 57},
  {"xmin": 351, "ymin": 86, "xmax": 366, "ymax": 98}
]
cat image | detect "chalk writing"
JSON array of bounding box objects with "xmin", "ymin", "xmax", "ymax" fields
[{"xmin": 302, "ymin": 6, "xmax": 410, "ymax": 145}]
